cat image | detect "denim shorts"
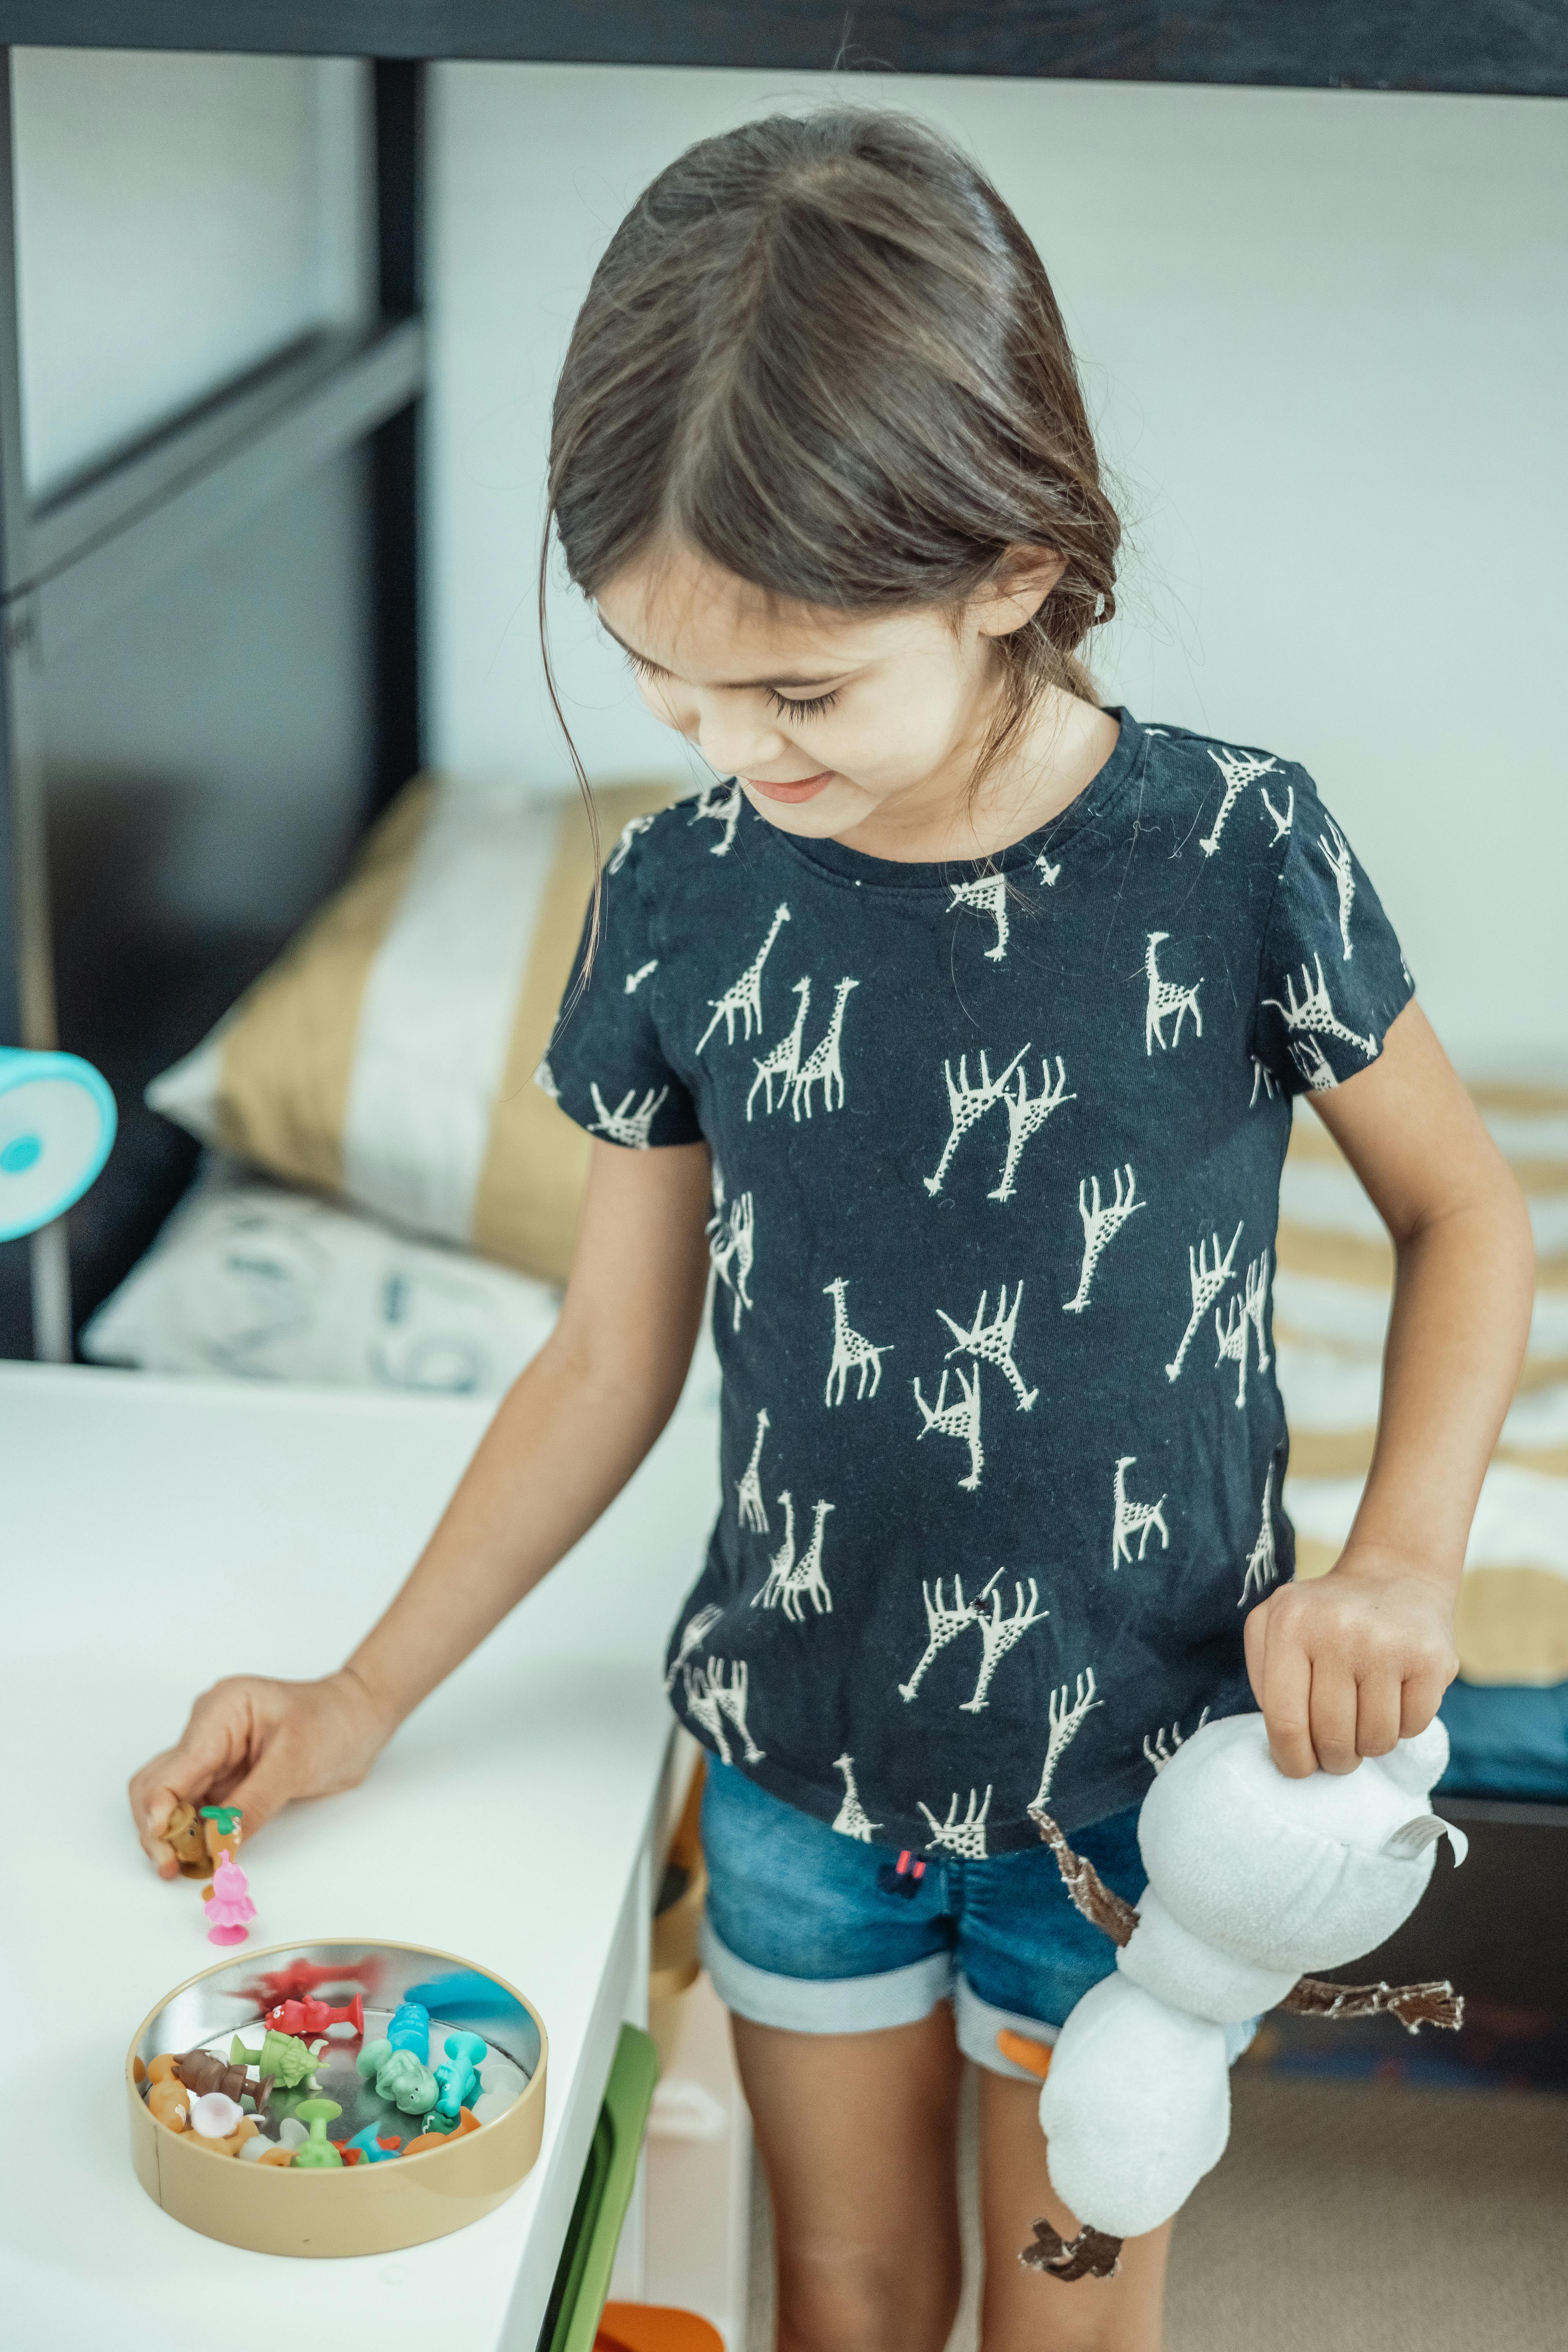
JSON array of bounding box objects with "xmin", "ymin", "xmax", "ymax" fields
[{"xmin": 699, "ymin": 1759, "xmax": 1154, "ymax": 2083}]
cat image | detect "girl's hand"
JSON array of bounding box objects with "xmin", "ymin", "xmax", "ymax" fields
[
  {"xmin": 128, "ymin": 1668, "xmax": 396, "ymax": 1877},
  {"xmin": 1242, "ymin": 1546, "xmax": 1459, "ymax": 1778}
]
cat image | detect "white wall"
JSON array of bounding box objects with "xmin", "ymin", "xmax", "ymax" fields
[
  {"xmin": 434, "ymin": 64, "xmax": 1562, "ymax": 1065},
  {"xmin": 12, "ymin": 49, "xmax": 370, "ymax": 496}
]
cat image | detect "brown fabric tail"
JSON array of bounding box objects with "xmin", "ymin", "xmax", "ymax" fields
[
  {"xmin": 1028, "ymin": 1807, "xmax": 1139, "ymax": 1947},
  {"xmin": 1284, "ymin": 1975, "xmax": 1464, "ymax": 2032},
  {"xmin": 1020, "ymin": 2216, "xmax": 1124, "ymax": 2281}
]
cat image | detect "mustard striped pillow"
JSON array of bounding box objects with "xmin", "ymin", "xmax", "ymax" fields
[{"xmin": 148, "ymin": 776, "xmax": 674, "ymax": 1286}]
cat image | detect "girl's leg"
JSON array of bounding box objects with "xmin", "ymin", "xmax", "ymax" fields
[
  {"xmin": 977, "ymin": 2069, "xmax": 1172, "ymax": 2352},
  {"xmin": 732, "ymin": 2006, "xmax": 965, "ymax": 2352}
]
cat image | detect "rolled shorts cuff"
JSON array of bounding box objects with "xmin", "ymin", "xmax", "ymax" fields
[
  {"xmin": 699, "ymin": 1913, "xmax": 953, "ymax": 2037},
  {"xmin": 953, "ymin": 1978, "xmax": 1060, "ymax": 2082}
]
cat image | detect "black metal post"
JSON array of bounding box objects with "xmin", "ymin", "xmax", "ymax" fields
[{"xmin": 368, "ymin": 57, "xmax": 424, "ymax": 815}]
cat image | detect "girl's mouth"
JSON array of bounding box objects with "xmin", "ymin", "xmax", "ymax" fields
[{"xmin": 744, "ymin": 770, "xmax": 835, "ymax": 804}]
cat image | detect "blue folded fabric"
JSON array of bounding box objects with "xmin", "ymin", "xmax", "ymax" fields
[{"xmin": 1438, "ymin": 1680, "xmax": 1568, "ymax": 1801}]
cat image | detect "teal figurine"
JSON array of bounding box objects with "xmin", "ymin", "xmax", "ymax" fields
[{"xmin": 432, "ymin": 2032, "xmax": 489, "ymax": 2119}]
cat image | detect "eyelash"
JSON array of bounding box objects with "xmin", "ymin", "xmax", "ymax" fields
[{"xmin": 627, "ymin": 653, "xmax": 839, "ymax": 723}]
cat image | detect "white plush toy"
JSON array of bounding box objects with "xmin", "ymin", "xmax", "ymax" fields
[{"xmin": 1024, "ymin": 1712, "xmax": 1467, "ymax": 2282}]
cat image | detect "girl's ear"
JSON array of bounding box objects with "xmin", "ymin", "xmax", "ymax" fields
[{"xmin": 973, "ymin": 546, "xmax": 1068, "ymax": 638}]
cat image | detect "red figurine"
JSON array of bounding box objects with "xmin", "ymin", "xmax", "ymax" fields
[
  {"xmin": 238, "ymin": 1957, "xmax": 383, "ymax": 2009},
  {"xmin": 260, "ymin": 1992, "xmax": 365, "ymax": 2038}
]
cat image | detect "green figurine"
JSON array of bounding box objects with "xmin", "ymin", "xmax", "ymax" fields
[
  {"xmin": 292, "ymin": 2097, "xmax": 343, "ymax": 2168},
  {"xmin": 231, "ymin": 2030, "xmax": 319, "ymax": 2090}
]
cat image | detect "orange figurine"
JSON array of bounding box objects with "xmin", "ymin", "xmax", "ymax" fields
[{"xmin": 147, "ymin": 2080, "xmax": 190, "ymax": 2132}]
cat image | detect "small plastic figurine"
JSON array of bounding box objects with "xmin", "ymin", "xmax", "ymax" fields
[
  {"xmin": 238, "ymin": 1957, "xmax": 383, "ymax": 2009},
  {"xmin": 404, "ymin": 2108, "xmax": 481, "ymax": 2156},
  {"xmin": 147, "ymin": 2079, "xmax": 190, "ymax": 2133},
  {"xmin": 385, "ymin": 1999, "xmax": 431, "ymax": 2061},
  {"xmin": 431, "ymin": 2032, "xmax": 489, "ymax": 2120},
  {"xmin": 203, "ymin": 1849, "xmax": 256, "ymax": 1947},
  {"xmin": 354, "ymin": 2042, "xmax": 438, "ymax": 2114},
  {"xmin": 291, "ymin": 2098, "xmax": 344, "ymax": 2168},
  {"xmin": 346, "ymin": 2123, "xmax": 405, "ymax": 2164},
  {"xmin": 174, "ymin": 2048, "xmax": 272, "ymax": 2112},
  {"xmin": 232, "ymin": 2030, "xmax": 319, "ymax": 2090},
  {"xmin": 189, "ymin": 2092, "xmax": 246, "ymax": 2140},
  {"xmin": 260, "ymin": 1991, "xmax": 364, "ymax": 2038},
  {"xmin": 162, "ymin": 1801, "xmax": 243, "ymax": 1881}
]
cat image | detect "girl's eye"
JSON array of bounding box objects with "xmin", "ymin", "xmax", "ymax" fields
[{"xmin": 767, "ymin": 689, "xmax": 840, "ymax": 722}]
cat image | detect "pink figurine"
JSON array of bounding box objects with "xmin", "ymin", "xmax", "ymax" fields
[{"xmin": 205, "ymin": 1849, "xmax": 256, "ymax": 1947}]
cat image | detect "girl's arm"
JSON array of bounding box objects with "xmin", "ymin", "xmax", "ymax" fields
[
  {"xmin": 1245, "ymin": 1001, "xmax": 1535, "ymax": 1776},
  {"xmin": 128, "ymin": 1138, "xmax": 713, "ymax": 1873}
]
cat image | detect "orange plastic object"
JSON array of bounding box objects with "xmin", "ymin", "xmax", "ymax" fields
[
  {"xmin": 341, "ymin": 2146, "xmax": 363, "ymax": 2166},
  {"xmin": 257, "ymin": 2145, "xmax": 295, "ymax": 2167},
  {"xmin": 132, "ymin": 2056, "xmax": 146, "ymax": 2087},
  {"xmin": 402, "ymin": 2107, "xmax": 481, "ymax": 2157},
  {"xmin": 995, "ymin": 2027, "xmax": 1053, "ymax": 2081},
  {"xmin": 193, "ymin": 2116, "xmax": 259, "ymax": 2159},
  {"xmin": 596, "ymin": 2305, "xmax": 725, "ymax": 2351},
  {"xmin": 146, "ymin": 2053, "xmax": 182, "ymax": 2085},
  {"xmin": 148, "ymin": 2080, "xmax": 191, "ymax": 2132}
]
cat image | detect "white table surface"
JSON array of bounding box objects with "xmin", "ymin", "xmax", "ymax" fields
[{"xmin": 0, "ymin": 1353, "xmax": 721, "ymax": 2351}]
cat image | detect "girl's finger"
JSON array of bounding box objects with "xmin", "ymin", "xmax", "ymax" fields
[
  {"xmin": 1259, "ymin": 1620, "xmax": 1315, "ymax": 1779},
  {"xmin": 222, "ymin": 1737, "xmax": 304, "ymax": 1842},
  {"xmin": 1241, "ymin": 1595, "xmax": 1271, "ymax": 1710},
  {"xmin": 129, "ymin": 1709, "xmax": 251, "ymax": 1866},
  {"xmin": 1354, "ymin": 1671, "xmax": 1402, "ymax": 1760},
  {"xmin": 1308, "ymin": 1659, "xmax": 1360, "ymax": 1775},
  {"xmin": 1399, "ymin": 1665, "xmax": 1451, "ymax": 1742}
]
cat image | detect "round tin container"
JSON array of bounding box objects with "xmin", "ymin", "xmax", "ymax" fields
[{"xmin": 126, "ymin": 1938, "xmax": 547, "ymax": 2257}]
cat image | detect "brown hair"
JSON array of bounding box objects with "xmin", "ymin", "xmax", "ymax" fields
[{"xmin": 542, "ymin": 107, "xmax": 1120, "ymax": 875}]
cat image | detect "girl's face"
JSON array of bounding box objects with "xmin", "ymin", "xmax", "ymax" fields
[{"xmin": 596, "ymin": 539, "xmax": 1066, "ymax": 857}]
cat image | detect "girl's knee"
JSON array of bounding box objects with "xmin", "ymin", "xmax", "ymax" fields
[{"xmin": 776, "ymin": 2243, "xmax": 960, "ymax": 2352}]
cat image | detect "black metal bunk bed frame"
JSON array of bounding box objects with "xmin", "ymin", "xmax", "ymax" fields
[{"xmin": 0, "ymin": 3, "xmax": 1563, "ymax": 2011}]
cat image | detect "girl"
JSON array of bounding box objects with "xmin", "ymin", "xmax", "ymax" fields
[{"xmin": 131, "ymin": 111, "xmax": 1532, "ymax": 2352}]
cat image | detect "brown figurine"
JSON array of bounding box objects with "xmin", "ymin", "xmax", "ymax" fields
[
  {"xmin": 173, "ymin": 2049, "xmax": 272, "ymax": 2114},
  {"xmin": 163, "ymin": 1801, "xmax": 243, "ymax": 1880}
]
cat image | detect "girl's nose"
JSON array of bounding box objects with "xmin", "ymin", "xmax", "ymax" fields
[{"xmin": 686, "ymin": 696, "xmax": 789, "ymax": 780}]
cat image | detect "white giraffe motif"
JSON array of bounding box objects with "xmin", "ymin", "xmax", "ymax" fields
[
  {"xmin": 1063, "ymin": 1164, "xmax": 1144, "ymax": 1313},
  {"xmin": 899, "ymin": 1575, "xmax": 982, "ymax": 1702},
  {"xmin": 1238, "ymin": 1464, "xmax": 1280, "ymax": 1605},
  {"xmin": 697, "ymin": 903, "xmax": 791, "ymax": 1053},
  {"xmin": 705, "ymin": 1169, "xmax": 755, "ymax": 1331},
  {"xmin": 607, "ymin": 813, "xmax": 656, "ymax": 875},
  {"xmin": 1316, "ymin": 817, "xmax": 1357, "ymax": 961},
  {"xmin": 960, "ymin": 1573, "xmax": 1048, "ymax": 1714},
  {"xmin": 534, "ymin": 1056, "xmax": 560, "ymax": 1102},
  {"xmin": 753, "ymin": 1492, "xmax": 835, "ymax": 1622},
  {"xmin": 624, "ymin": 958, "xmax": 658, "ymax": 995},
  {"xmin": 1291, "ymin": 1034, "xmax": 1339, "ymax": 1092},
  {"xmin": 689, "ymin": 779, "xmax": 743, "ymax": 856},
  {"xmin": 1242, "ymin": 1250, "xmax": 1272, "ymax": 1372},
  {"xmin": 684, "ymin": 1657, "xmax": 764, "ymax": 1763},
  {"xmin": 588, "ymin": 1082, "xmax": 669, "ymax": 1149},
  {"xmin": 824, "ymin": 1278, "xmax": 893, "ymax": 1404},
  {"xmin": 736, "ymin": 1408, "xmax": 770, "ymax": 1534},
  {"xmin": 1260, "ymin": 782, "xmax": 1295, "ymax": 843},
  {"xmin": 663, "ymin": 1603, "xmax": 722, "ymax": 1694},
  {"xmin": 988, "ymin": 1056, "xmax": 1075, "ymax": 1202},
  {"xmin": 1032, "ymin": 1670, "xmax": 1102, "ymax": 1811},
  {"xmin": 1249, "ymin": 1056, "xmax": 1279, "ymax": 1107},
  {"xmin": 1165, "ymin": 1220, "xmax": 1244, "ymax": 1381},
  {"xmin": 912, "ymin": 1362, "xmax": 984, "ymax": 1491},
  {"xmin": 1112, "ymin": 1454, "xmax": 1171, "ymax": 1568},
  {"xmin": 747, "ymin": 977, "xmax": 810, "ymax": 1120},
  {"xmin": 791, "ymin": 978, "xmax": 858, "ymax": 1119},
  {"xmin": 1262, "ymin": 953, "xmax": 1378, "ymax": 1061},
  {"xmin": 1036, "ymin": 850, "xmax": 1061, "ymax": 887},
  {"xmin": 947, "ymin": 872, "xmax": 1010, "ymax": 961},
  {"xmin": 1143, "ymin": 1707, "xmax": 1211, "ymax": 1773},
  {"xmin": 937, "ymin": 1284, "xmax": 1037, "ymax": 1411},
  {"xmin": 1144, "ymin": 932, "xmax": 1204, "ymax": 1055},
  {"xmin": 1200, "ymin": 746, "xmax": 1281, "ymax": 857},
  {"xmin": 1214, "ymin": 1291, "xmax": 1250, "ymax": 1406},
  {"xmin": 918, "ymin": 1785, "xmax": 992, "ymax": 1860},
  {"xmin": 832, "ymin": 1753, "xmax": 880, "ymax": 1842},
  {"xmin": 923, "ymin": 1047, "xmax": 1029, "ymax": 1196}
]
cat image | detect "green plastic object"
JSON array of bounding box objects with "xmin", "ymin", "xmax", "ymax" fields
[
  {"xmin": 233, "ymin": 2030, "xmax": 319, "ymax": 2090},
  {"xmin": 292, "ymin": 2098, "xmax": 343, "ymax": 2169},
  {"xmin": 365, "ymin": 2046, "xmax": 438, "ymax": 2114},
  {"xmin": 199, "ymin": 1804, "xmax": 243, "ymax": 1836},
  {"xmin": 416, "ymin": 2106, "xmax": 460, "ymax": 2138},
  {"xmin": 540, "ymin": 2025, "xmax": 659, "ymax": 2352}
]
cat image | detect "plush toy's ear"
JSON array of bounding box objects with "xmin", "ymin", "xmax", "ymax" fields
[{"xmin": 1381, "ymin": 1814, "xmax": 1468, "ymax": 1866}]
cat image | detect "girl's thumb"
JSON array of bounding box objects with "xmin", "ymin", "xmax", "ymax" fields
[{"xmin": 222, "ymin": 1745, "xmax": 301, "ymax": 1843}]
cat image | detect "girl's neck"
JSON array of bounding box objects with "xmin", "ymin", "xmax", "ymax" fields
[{"xmin": 831, "ymin": 688, "xmax": 1121, "ymax": 866}]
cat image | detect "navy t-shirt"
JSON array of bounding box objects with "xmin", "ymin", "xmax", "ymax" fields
[{"xmin": 540, "ymin": 712, "xmax": 1413, "ymax": 1852}]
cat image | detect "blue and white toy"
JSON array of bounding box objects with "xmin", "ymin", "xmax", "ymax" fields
[{"xmin": 0, "ymin": 1048, "xmax": 116, "ymax": 1241}]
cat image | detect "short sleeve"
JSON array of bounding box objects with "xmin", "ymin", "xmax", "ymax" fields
[
  {"xmin": 537, "ymin": 829, "xmax": 702, "ymax": 1149},
  {"xmin": 1252, "ymin": 777, "xmax": 1415, "ymax": 1097}
]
